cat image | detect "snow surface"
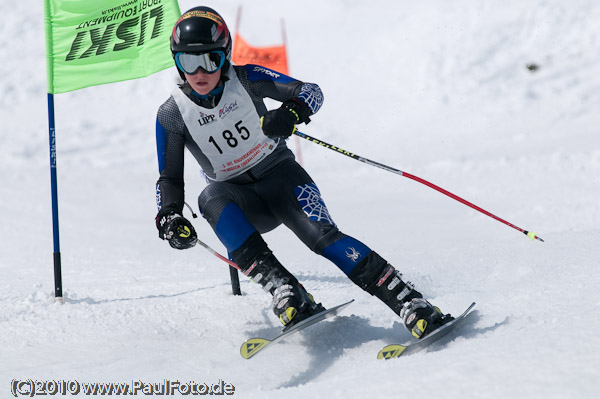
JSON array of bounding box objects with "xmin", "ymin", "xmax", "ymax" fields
[{"xmin": 2, "ymin": 0, "xmax": 600, "ymax": 398}]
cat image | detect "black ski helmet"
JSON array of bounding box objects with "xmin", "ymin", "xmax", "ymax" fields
[{"xmin": 171, "ymin": 7, "xmax": 232, "ymax": 79}]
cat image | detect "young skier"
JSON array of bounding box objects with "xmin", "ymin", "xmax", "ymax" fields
[{"xmin": 155, "ymin": 6, "xmax": 452, "ymax": 339}]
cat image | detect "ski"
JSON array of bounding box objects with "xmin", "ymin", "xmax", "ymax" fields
[
  {"xmin": 240, "ymin": 299, "xmax": 354, "ymax": 359},
  {"xmin": 378, "ymin": 302, "xmax": 476, "ymax": 359}
]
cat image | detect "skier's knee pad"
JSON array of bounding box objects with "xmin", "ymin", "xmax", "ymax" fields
[
  {"xmin": 198, "ymin": 183, "xmax": 236, "ymax": 224},
  {"xmin": 310, "ymin": 223, "xmax": 345, "ymax": 254}
]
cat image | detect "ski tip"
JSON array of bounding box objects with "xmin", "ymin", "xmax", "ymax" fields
[
  {"xmin": 338, "ymin": 298, "xmax": 355, "ymax": 308},
  {"xmin": 240, "ymin": 338, "xmax": 270, "ymax": 359},
  {"xmin": 377, "ymin": 344, "xmax": 407, "ymax": 360}
]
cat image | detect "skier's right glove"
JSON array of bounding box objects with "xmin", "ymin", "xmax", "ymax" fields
[{"xmin": 156, "ymin": 208, "xmax": 197, "ymax": 250}]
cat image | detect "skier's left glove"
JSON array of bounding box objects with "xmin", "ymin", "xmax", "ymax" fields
[
  {"xmin": 261, "ymin": 98, "xmax": 311, "ymax": 139},
  {"xmin": 156, "ymin": 208, "xmax": 197, "ymax": 250}
]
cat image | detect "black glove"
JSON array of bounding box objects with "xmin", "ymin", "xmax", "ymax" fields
[
  {"xmin": 261, "ymin": 98, "xmax": 311, "ymax": 139},
  {"xmin": 156, "ymin": 208, "xmax": 197, "ymax": 250}
]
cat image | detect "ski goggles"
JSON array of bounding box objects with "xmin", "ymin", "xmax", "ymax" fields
[{"xmin": 174, "ymin": 50, "xmax": 226, "ymax": 75}]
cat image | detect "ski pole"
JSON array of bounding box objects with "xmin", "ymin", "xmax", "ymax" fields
[
  {"xmin": 196, "ymin": 238, "xmax": 242, "ymax": 270},
  {"xmin": 293, "ymin": 130, "xmax": 544, "ymax": 242},
  {"xmin": 196, "ymin": 238, "xmax": 242, "ymax": 295}
]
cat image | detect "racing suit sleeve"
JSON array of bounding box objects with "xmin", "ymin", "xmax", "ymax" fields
[
  {"xmin": 155, "ymin": 97, "xmax": 186, "ymax": 214},
  {"xmin": 238, "ymin": 65, "xmax": 324, "ymax": 117}
]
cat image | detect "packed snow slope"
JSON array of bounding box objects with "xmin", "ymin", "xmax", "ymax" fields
[{"xmin": 2, "ymin": 0, "xmax": 600, "ymax": 398}]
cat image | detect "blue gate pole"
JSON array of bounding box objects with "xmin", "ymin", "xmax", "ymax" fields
[{"xmin": 47, "ymin": 93, "xmax": 63, "ymax": 302}]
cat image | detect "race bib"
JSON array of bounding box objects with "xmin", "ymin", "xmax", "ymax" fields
[{"xmin": 172, "ymin": 69, "xmax": 277, "ymax": 181}]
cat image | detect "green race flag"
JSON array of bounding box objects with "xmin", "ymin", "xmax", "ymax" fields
[{"xmin": 44, "ymin": 0, "xmax": 181, "ymax": 93}]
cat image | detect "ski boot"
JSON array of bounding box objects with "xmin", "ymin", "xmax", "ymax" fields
[
  {"xmin": 349, "ymin": 251, "xmax": 452, "ymax": 339},
  {"xmin": 230, "ymin": 232, "xmax": 324, "ymax": 328},
  {"xmin": 400, "ymin": 298, "xmax": 452, "ymax": 339},
  {"xmin": 272, "ymin": 283, "xmax": 325, "ymax": 329}
]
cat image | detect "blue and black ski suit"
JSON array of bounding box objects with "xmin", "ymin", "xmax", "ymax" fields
[{"xmin": 155, "ymin": 64, "xmax": 416, "ymax": 312}]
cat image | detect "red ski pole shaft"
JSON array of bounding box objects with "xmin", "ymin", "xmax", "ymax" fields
[
  {"xmin": 293, "ymin": 131, "xmax": 543, "ymax": 242},
  {"xmin": 402, "ymin": 172, "xmax": 543, "ymax": 241},
  {"xmin": 196, "ymin": 239, "xmax": 243, "ymax": 296},
  {"xmin": 196, "ymin": 239, "xmax": 242, "ymax": 270}
]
